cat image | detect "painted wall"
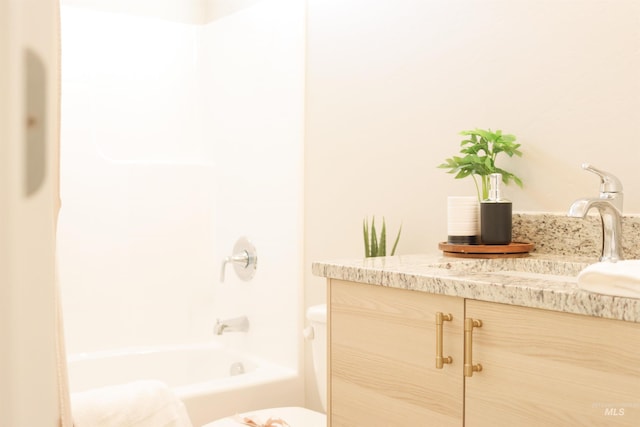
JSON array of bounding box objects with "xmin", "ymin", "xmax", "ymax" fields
[
  {"xmin": 304, "ymin": 0, "xmax": 640, "ymax": 410},
  {"xmin": 58, "ymin": 0, "xmax": 304, "ymax": 387}
]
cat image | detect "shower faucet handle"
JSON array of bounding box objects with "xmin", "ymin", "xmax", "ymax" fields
[
  {"xmin": 219, "ymin": 237, "xmax": 257, "ymax": 283},
  {"xmin": 220, "ymin": 252, "xmax": 250, "ymax": 282}
]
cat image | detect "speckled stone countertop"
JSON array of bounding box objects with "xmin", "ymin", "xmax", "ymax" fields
[
  {"xmin": 512, "ymin": 212, "xmax": 640, "ymax": 259},
  {"xmin": 312, "ymin": 253, "xmax": 640, "ymax": 323},
  {"xmin": 313, "ymin": 212, "xmax": 640, "ymax": 323}
]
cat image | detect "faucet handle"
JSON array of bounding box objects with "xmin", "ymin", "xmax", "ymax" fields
[
  {"xmin": 219, "ymin": 237, "xmax": 257, "ymax": 283},
  {"xmin": 582, "ymin": 163, "xmax": 623, "ymax": 193}
]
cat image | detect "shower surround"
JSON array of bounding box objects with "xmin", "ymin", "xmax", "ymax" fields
[{"xmin": 57, "ymin": 0, "xmax": 305, "ymax": 422}]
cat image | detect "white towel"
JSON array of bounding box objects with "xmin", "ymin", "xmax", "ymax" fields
[
  {"xmin": 577, "ymin": 260, "xmax": 640, "ymax": 298},
  {"xmin": 72, "ymin": 380, "xmax": 193, "ymax": 427}
]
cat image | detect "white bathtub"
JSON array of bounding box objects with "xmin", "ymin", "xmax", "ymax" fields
[{"xmin": 67, "ymin": 342, "xmax": 301, "ymax": 427}]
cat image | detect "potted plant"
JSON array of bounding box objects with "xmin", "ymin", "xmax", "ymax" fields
[
  {"xmin": 438, "ymin": 128, "xmax": 523, "ymax": 201},
  {"xmin": 363, "ymin": 217, "xmax": 402, "ymax": 257}
]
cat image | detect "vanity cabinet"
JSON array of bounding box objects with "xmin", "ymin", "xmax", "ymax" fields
[
  {"xmin": 328, "ymin": 279, "xmax": 640, "ymax": 426},
  {"xmin": 329, "ymin": 279, "xmax": 464, "ymax": 426},
  {"xmin": 465, "ymin": 299, "xmax": 640, "ymax": 426}
]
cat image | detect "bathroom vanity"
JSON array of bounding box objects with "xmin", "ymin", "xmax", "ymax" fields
[{"xmin": 313, "ymin": 254, "xmax": 640, "ymax": 427}]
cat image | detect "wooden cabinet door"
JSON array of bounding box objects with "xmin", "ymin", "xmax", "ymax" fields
[
  {"xmin": 465, "ymin": 300, "xmax": 640, "ymax": 426},
  {"xmin": 329, "ymin": 280, "xmax": 464, "ymax": 427}
]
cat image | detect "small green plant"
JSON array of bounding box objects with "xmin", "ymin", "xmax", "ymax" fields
[
  {"xmin": 363, "ymin": 217, "xmax": 402, "ymax": 257},
  {"xmin": 438, "ymin": 128, "xmax": 523, "ymax": 201}
]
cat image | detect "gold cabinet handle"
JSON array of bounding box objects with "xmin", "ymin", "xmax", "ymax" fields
[
  {"xmin": 435, "ymin": 312, "xmax": 453, "ymax": 369},
  {"xmin": 464, "ymin": 318, "xmax": 483, "ymax": 377}
]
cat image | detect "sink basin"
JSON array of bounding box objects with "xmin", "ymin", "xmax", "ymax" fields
[{"xmin": 426, "ymin": 257, "xmax": 591, "ymax": 282}]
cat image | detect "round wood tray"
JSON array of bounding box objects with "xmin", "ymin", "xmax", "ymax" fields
[{"xmin": 438, "ymin": 242, "xmax": 534, "ymax": 258}]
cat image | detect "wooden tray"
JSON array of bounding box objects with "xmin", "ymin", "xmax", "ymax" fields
[{"xmin": 438, "ymin": 242, "xmax": 534, "ymax": 259}]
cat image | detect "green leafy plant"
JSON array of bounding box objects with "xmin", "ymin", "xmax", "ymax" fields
[
  {"xmin": 363, "ymin": 217, "xmax": 402, "ymax": 257},
  {"xmin": 438, "ymin": 128, "xmax": 523, "ymax": 201}
]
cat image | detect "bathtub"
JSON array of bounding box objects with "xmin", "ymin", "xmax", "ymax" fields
[{"xmin": 67, "ymin": 342, "xmax": 301, "ymax": 427}]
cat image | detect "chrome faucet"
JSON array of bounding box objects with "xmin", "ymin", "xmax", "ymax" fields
[
  {"xmin": 568, "ymin": 163, "xmax": 624, "ymax": 262},
  {"xmin": 220, "ymin": 237, "xmax": 258, "ymax": 283},
  {"xmin": 214, "ymin": 316, "xmax": 250, "ymax": 335}
]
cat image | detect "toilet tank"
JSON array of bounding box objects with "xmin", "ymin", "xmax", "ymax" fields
[{"xmin": 306, "ymin": 304, "xmax": 327, "ymax": 412}]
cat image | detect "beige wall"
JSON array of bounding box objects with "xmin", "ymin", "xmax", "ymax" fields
[{"xmin": 304, "ymin": 0, "xmax": 640, "ymax": 410}]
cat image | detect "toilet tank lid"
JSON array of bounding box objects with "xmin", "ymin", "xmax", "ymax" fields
[{"xmin": 306, "ymin": 304, "xmax": 326, "ymax": 323}]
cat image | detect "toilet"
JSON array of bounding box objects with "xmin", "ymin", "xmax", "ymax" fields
[{"xmin": 203, "ymin": 304, "xmax": 327, "ymax": 427}]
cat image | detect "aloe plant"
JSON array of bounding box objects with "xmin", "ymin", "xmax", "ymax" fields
[
  {"xmin": 438, "ymin": 128, "xmax": 523, "ymax": 201},
  {"xmin": 363, "ymin": 217, "xmax": 402, "ymax": 257}
]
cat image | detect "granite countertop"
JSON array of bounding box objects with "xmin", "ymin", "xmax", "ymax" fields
[{"xmin": 312, "ymin": 253, "xmax": 640, "ymax": 323}]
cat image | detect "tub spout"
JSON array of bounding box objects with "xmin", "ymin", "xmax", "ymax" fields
[{"xmin": 214, "ymin": 316, "xmax": 250, "ymax": 335}]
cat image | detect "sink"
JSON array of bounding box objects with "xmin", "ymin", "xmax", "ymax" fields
[{"xmin": 426, "ymin": 257, "xmax": 591, "ymax": 282}]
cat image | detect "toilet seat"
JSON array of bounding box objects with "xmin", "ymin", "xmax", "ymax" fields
[{"xmin": 202, "ymin": 406, "xmax": 325, "ymax": 427}]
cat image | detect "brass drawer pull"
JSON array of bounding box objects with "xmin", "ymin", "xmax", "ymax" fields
[
  {"xmin": 435, "ymin": 312, "xmax": 453, "ymax": 369},
  {"xmin": 464, "ymin": 318, "xmax": 483, "ymax": 377}
]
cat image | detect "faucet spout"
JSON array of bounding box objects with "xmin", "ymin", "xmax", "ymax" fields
[
  {"xmin": 568, "ymin": 197, "xmax": 620, "ymax": 218},
  {"xmin": 568, "ymin": 164, "xmax": 624, "ymax": 262},
  {"xmin": 568, "ymin": 197, "xmax": 623, "ymax": 262}
]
